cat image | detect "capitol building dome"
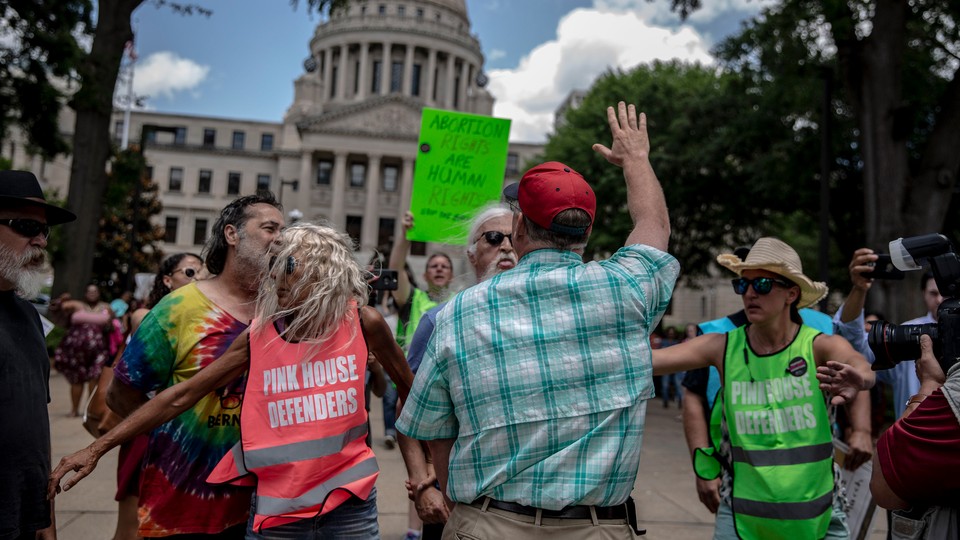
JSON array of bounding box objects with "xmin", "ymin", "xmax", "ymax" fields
[{"xmin": 8, "ymin": 0, "xmax": 542, "ymax": 286}]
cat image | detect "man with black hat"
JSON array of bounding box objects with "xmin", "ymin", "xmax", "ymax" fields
[
  {"xmin": 397, "ymin": 102, "xmax": 678, "ymax": 539},
  {"xmin": 0, "ymin": 170, "xmax": 76, "ymax": 540}
]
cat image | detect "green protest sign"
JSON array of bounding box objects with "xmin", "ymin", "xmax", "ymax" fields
[{"xmin": 408, "ymin": 108, "xmax": 511, "ymax": 245}]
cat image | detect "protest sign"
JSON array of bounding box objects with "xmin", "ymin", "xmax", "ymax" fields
[
  {"xmin": 834, "ymin": 439, "xmax": 878, "ymax": 540},
  {"xmin": 408, "ymin": 108, "xmax": 511, "ymax": 244}
]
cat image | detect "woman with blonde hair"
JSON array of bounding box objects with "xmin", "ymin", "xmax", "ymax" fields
[{"xmin": 50, "ymin": 223, "xmax": 413, "ymax": 538}]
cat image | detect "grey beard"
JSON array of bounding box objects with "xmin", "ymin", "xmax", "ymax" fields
[
  {"xmin": 0, "ymin": 244, "xmax": 47, "ymax": 298},
  {"xmin": 479, "ymin": 255, "xmax": 517, "ymax": 282}
]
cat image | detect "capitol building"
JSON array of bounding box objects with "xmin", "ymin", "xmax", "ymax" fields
[{"xmin": 5, "ymin": 0, "xmax": 543, "ymax": 280}]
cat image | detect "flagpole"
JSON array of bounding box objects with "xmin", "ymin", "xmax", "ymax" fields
[{"xmin": 120, "ymin": 40, "xmax": 137, "ymax": 150}]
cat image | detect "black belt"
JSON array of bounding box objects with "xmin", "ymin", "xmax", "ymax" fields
[{"xmin": 471, "ymin": 498, "xmax": 628, "ymax": 520}]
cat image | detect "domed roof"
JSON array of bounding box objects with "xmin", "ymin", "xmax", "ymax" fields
[{"xmin": 425, "ymin": 0, "xmax": 468, "ymax": 20}]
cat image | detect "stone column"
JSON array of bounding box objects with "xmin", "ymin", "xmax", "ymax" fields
[
  {"xmin": 299, "ymin": 151, "xmax": 313, "ymax": 192},
  {"xmin": 425, "ymin": 48, "xmax": 437, "ymax": 105},
  {"xmin": 458, "ymin": 61, "xmax": 469, "ymax": 110},
  {"xmin": 362, "ymin": 154, "xmax": 382, "ymax": 250},
  {"xmin": 321, "ymin": 48, "xmax": 333, "ymax": 100},
  {"xmin": 337, "ymin": 43, "xmax": 349, "ymax": 100},
  {"xmin": 395, "ymin": 157, "xmax": 414, "ymax": 241},
  {"xmin": 357, "ymin": 41, "xmax": 369, "ymax": 100},
  {"xmin": 402, "ymin": 43, "xmax": 415, "ymax": 97},
  {"xmin": 380, "ymin": 42, "xmax": 392, "ymax": 96},
  {"xmin": 444, "ymin": 54, "xmax": 456, "ymax": 108},
  {"xmin": 331, "ymin": 151, "xmax": 348, "ymax": 229}
]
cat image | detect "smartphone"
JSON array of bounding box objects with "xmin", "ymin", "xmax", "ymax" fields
[
  {"xmin": 369, "ymin": 269, "xmax": 399, "ymax": 291},
  {"xmin": 864, "ymin": 253, "xmax": 906, "ymax": 280}
]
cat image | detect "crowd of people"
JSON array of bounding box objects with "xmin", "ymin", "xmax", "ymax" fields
[{"xmin": 2, "ymin": 99, "xmax": 957, "ymax": 540}]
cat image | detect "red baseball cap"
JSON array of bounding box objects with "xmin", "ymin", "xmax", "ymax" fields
[{"xmin": 503, "ymin": 161, "xmax": 596, "ymax": 236}]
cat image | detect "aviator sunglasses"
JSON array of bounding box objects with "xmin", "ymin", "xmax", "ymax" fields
[
  {"xmin": 0, "ymin": 218, "xmax": 50, "ymax": 239},
  {"xmin": 478, "ymin": 231, "xmax": 512, "ymax": 246},
  {"xmin": 731, "ymin": 276, "xmax": 792, "ymax": 295},
  {"xmin": 269, "ymin": 255, "xmax": 298, "ymax": 275}
]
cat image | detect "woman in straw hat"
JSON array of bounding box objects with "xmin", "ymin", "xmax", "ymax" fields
[{"xmin": 653, "ymin": 237, "xmax": 875, "ymax": 540}]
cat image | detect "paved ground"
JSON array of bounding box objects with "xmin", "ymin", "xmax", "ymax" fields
[{"xmin": 49, "ymin": 371, "xmax": 888, "ymax": 539}]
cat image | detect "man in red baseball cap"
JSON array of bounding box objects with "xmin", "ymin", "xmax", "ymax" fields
[{"xmin": 398, "ymin": 102, "xmax": 678, "ymax": 538}]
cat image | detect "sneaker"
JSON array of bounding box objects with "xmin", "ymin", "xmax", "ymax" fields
[
  {"xmin": 404, "ymin": 530, "xmax": 422, "ymax": 540},
  {"xmin": 384, "ymin": 434, "xmax": 396, "ymax": 449}
]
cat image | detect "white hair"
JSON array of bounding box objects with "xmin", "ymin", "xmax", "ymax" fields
[{"xmin": 465, "ymin": 203, "xmax": 513, "ymax": 257}]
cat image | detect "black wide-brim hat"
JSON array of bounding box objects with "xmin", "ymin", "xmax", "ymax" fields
[{"xmin": 0, "ymin": 170, "xmax": 77, "ymax": 225}]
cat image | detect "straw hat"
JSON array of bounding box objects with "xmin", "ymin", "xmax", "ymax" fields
[{"xmin": 716, "ymin": 237, "xmax": 828, "ymax": 308}]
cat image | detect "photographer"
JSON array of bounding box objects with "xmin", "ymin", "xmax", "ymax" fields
[{"xmin": 870, "ymin": 334, "xmax": 960, "ymax": 538}]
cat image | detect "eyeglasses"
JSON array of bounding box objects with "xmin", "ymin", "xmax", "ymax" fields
[
  {"xmin": 477, "ymin": 231, "xmax": 513, "ymax": 247},
  {"xmin": 0, "ymin": 218, "xmax": 50, "ymax": 239},
  {"xmin": 269, "ymin": 255, "xmax": 297, "ymax": 275},
  {"xmin": 732, "ymin": 277, "xmax": 792, "ymax": 295},
  {"xmin": 170, "ymin": 267, "xmax": 199, "ymax": 279}
]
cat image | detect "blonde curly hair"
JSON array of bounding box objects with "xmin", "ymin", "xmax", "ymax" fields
[{"xmin": 253, "ymin": 223, "xmax": 368, "ymax": 348}]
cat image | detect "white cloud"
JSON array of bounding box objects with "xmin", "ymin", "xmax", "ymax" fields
[
  {"xmin": 488, "ymin": 48, "xmax": 507, "ymax": 61},
  {"xmin": 489, "ymin": 7, "xmax": 713, "ymax": 142},
  {"xmin": 133, "ymin": 51, "xmax": 209, "ymax": 100}
]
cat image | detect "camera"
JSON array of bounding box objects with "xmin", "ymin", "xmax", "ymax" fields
[
  {"xmin": 868, "ymin": 233, "xmax": 960, "ymax": 372},
  {"xmin": 368, "ymin": 269, "xmax": 399, "ymax": 291},
  {"xmin": 863, "ymin": 253, "xmax": 905, "ymax": 280}
]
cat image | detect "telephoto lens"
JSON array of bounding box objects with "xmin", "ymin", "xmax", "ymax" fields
[{"xmin": 868, "ymin": 321, "xmax": 940, "ymax": 370}]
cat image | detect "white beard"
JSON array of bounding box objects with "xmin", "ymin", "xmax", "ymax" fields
[
  {"xmin": 479, "ymin": 254, "xmax": 518, "ymax": 282},
  {"xmin": 0, "ymin": 243, "xmax": 47, "ymax": 298}
]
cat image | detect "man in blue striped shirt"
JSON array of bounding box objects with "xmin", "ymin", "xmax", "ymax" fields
[{"xmin": 397, "ymin": 102, "xmax": 679, "ymax": 539}]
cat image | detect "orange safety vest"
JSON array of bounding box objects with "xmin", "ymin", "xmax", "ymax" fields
[{"xmin": 207, "ymin": 309, "xmax": 379, "ymax": 532}]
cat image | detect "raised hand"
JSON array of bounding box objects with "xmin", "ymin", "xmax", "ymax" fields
[
  {"xmin": 592, "ymin": 101, "xmax": 650, "ymax": 168},
  {"xmin": 816, "ymin": 361, "xmax": 868, "ymax": 405}
]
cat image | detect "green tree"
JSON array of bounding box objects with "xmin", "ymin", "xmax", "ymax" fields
[
  {"xmin": 546, "ymin": 61, "xmax": 801, "ymax": 280},
  {"xmin": 0, "ymin": 1, "xmax": 91, "ymax": 158},
  {"xmin": 51, "ymin": 0, "xmax": 348, "ymax": 298},
  {"xmin": 678, "ymin": 0, "xmax": 960, "ymax": 318},
  {"xmin": 91, "ymin": 148, "xmax": 164, "ymax": 297}
]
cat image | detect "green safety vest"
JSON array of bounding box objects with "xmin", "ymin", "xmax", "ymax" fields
[
  {"xmin": 394, "ymin": 287, "xmax": 439, "ymax": 351},
  {"xmin": 722, "ymin": 324, "xmax": 834, "ymax": 540}
]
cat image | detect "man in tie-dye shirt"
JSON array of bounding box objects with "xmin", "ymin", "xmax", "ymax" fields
[{"xmin": 109, "ymin": 194, "xmax": 284, "ymax": 538}]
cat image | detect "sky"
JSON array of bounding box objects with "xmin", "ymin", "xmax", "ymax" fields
[{"xmin": 126, "ymin": 0, "xmax": 773, "ymax": 142}]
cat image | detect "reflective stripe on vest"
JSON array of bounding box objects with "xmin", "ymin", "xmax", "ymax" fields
[
  {"xmin": 255, "ymin": 456, "xmax": 379, "ymax": 516},
  {"xmin": 730, "ymin": 441, "xmax": 833, "ymax": 467},
  {"xmin": 723, "ymin": 324, "xmax": 834, "ymax": 540},
  {"xmin": 243, "ymin": 422, "xmax": 368, "ymax": 469},
  {"xmin": 209, "ymin": 308, "xmax": 378, "ymax": 531},
  {"xmin": 733, "ymin": 491, "xmax": 833, "ymax": 521}
]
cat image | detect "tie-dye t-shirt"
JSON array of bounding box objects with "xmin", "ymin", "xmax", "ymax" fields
[{"xmin": 114, "ymin": 283, "xmax": 253, "ymax": 536}]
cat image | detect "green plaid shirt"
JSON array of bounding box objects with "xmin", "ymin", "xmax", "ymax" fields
[{"xmin": 396, "ymin": 244, "xmax": 679, "ymax": 509}]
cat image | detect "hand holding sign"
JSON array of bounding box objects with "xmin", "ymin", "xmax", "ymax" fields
[{"xmin": 409, "ymin": 108, "xmax": 511, "ymax": 245}]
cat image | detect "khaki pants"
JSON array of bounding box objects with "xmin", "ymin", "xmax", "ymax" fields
[{"xmin": 441, "ymin": 501, "xmax": 637, "ymax": 540}]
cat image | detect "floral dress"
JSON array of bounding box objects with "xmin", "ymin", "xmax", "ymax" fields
[{"xmin": 54, "ymin": 305, "xmax": 111, "ymax": 384}]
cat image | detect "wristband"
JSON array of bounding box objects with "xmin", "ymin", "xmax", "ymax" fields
[{"xmin": 906, "ymin": 393, "xmax": 929, "ymax": 407}]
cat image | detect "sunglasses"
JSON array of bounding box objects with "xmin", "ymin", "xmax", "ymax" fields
[
  {"xmin": 477, "ymin": 231, "xmax": 513, "ymax": 246},
  {"xmin": 170, "ymin": 267, "xmax": 200, "ymax": 279},
  {"xmin": 220, "ymin": 389, "xmax": 242, "ymax": 410},
  {"xmin": 0, "ymin": 218, "xmax": 50, "ymax": 239},
  {"xmin": 269, "ymin": 255, "xmax": 297, "ymax": 275},
  {"xmin": 732, "ymin": 277, "xmax": 792, "ymax": 295}
]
